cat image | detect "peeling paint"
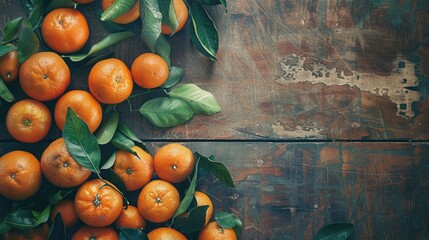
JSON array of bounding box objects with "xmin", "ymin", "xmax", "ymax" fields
[
  {"xmin": 276, "ymin": 54, "xmax": 420, "ymax": 118},
  {"xmin": 272, "ymin": 122, "xmax": 325, "ymax": 138}
]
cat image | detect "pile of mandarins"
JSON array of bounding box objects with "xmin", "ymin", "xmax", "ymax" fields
[{"xmin": 0, "ymin": 1, "xmax": 237, "ymax": 239}]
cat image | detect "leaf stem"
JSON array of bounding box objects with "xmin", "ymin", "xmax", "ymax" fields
[{"xmin": 128, "ymin": 88, "xmax": 165, "ymax": 99}]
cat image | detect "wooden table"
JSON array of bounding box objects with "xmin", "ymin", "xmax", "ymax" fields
[{"xmin": 1, "ymin": 0, "xmax": 429, "ymax": 239}]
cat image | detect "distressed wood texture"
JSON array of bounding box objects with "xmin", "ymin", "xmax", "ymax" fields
[
  {"xmin": 1, "ymin": 141, "xmax": 429, "ymax": 239},
  {"xmin": 1, "ymin": 0, "xmax": 429, "ymax": 140}
]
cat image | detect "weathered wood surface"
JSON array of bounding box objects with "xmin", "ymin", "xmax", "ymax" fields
[
  {"xmin": 1, "ymin": 0, "xmax": 429, "ymax": 140},
  {"xmin": 1, "ymin": 142, "xmax": 429, "ymax": 239}
]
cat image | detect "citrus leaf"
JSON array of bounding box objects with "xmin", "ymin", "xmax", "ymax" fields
[
  {"xmin": 119, "ymin": 228, "xmax": 148, "ymax": 240},
  {"xmin": 17, "ymin": 21, "xmax": 40, "ymax": 64},
  {"xmin": 48, "ymin": 213, "xmax": 66, "ymax": 240},
  {"xmin": 158, "ymin": 0, "xmax": 178, "ymax": 33},
  {"xmin": 140, "ymin": 0, "xmax": 162, "ymax": 52},
  {"xmin": 27, "ymin": 2, "xmax": 43, "ymax": 28},
  {"xmin": 1, "ymin": 17, "xmax": 23, "ymax": 44},
  {"xmin": 95, "ymin": 110, "xmax": 119, "ymax": 145},
  {"xmin": 117, "ymin": 122, "xmax": 142, "ymax": 143},
  {"xmin": 173, "ymin": 156, "xmax": 200, "ymax": 218},
  {"xmin": 45, "ymin": 0, "xmax": 76, "ymax": 13},
  {"xmin": 189, "ymin": 20, "xmax": 216, "ymax": 60},
  {"xmin": 189, "ymin": 1, "xmax": 218, "ymax": 60},
  {"xmin": 111, "ymin": 131, "xmax": 139, "ymax": 158},
  {"xmin": 48, "ymin": 189, "xmax": 73, "ymax": 205},
  {"xmin": 64, "ymin": 31, "xmax": 136, "ymax": 62},
  {"xmin": 198, "ymin": 152, "xmax": 234, "ymax": 187},
  {"xmin": 101, "ymin": 0, "xmax": 137, "ymax": 22},
  {"xmin": 155, "ymin": 34, "xmax": 171, "ymax": 67},
  {"xmin": 6, "ymin": 205, "xmax": 50, "ymax": 230},
  {"xmin": 314, "ymin": 223, "xmax": 354, "ymax": 240},
  {"xmin": 139, "ymin": 97, "xmax": 194, "ymax": 128},
  {"xmin": 101, "ymin": 151, "xmax": 116, "ymax": 170},
  {"xmin": 0, "ymin": 77, "xmax": 15, "ymax": 102},
  {"xmin": 215, "ymin": 212, "xmax": 242, "ymax": 237},
  {"xmin": 160, "ymin": 66, "xmax": 183, "ymax": 88},
  {"xmin": 174, "ymin": 205, "xmax": 208, "ymax": 233},
  {"xmin": 63, "ymin": 107, "xmax": 101, "ymax": 173},
  {"xmin": 168, "ymin": 83, "xmax": 221, "ymax": 115},
  {"xmin": 104, "ymin": 169, "xmax": 128, "ymax": 200},
  {"xmin": 94, "ymin": 8, "xmax": 126, "ymax": 33},
  {"xmin": 0, "ymin": 44, "xmax": 17, "ymax": 57}
]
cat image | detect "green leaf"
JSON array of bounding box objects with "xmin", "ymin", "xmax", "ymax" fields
[
  {"xmin": 0, "ymin": 77, "xmax": 15, "ymax": 102},
  {"xmin": 173, "ymin": 157, "xmax": 200, "ymax": 218},
  {"xmin": 101, "ymin": 0, "xmax": 137, "ymax": 22},
  {"xmin": 0, "ymin": 218, "xmax": 11, "ymax": 235},
  {"xmin": 155, "ymin": 34, "xmax": 171, "ymax": 67},
  {"xmin": 160, "ymin": 66, "xmax": 183, "ymax": 88},
  {"xmin": 0, "ymin": 44, "xmax": 17, "ymax": 57},
  {"xmin": 189, "ymin": 1, "xmax": 218, "ymax": 60},
  {"xmin": 119, "ymin": 228, "xmax": 148, "ymax": 240},
  {"xmin": 139, "ymin": 97, "xmax": 194, "ymax": 128},
  {"xmin": 95, "ymin": 110, "xmax": 120, "ymax": 145},
  {"xmin": 27, "ymin": 2, "xmax": 43, "ymax": 28},
  {"xmin": 2, "ymin": 17, "xmax": 23, "ymax": 44},
  {"xmin": 168, "ymin": 84, "xmax": 221, "ymax": 115},
  {"xmin": 140, "ymin": 0, "xmax": 162, "ymax": 52},
  {"xmin": 111, "ymin": 131, "xmax": 139, "ymax": 157},
  {"xmin": 17, "ymin": 21, "xmax": 40, "ymax": 64},
  {"xmin": 215, "ymin": 212, "xmax": 242, "ymax": 237},
  {"xmin": 64, "ymin": 31, "xmax": 136, "ymax": 62},
  {"xmin": 174, "ymin": 205, "xmax": 208, "ymax": 233},
  {"xmin": 117, "ymin": 122, "xmax": 142, "ymax": 143},
  {"xmin": 45, "ymin": 0, "xmax": 76, "ymax": 13},
  {"xmin": 49, "ymin": 213, "xmax": 66, "ymax": 240},
  {"xmin": 198, "ymin": 152, "xmax": 234, "ymax": 187},
  {"xmin": 104, "ymin": 169, "xmax": 128, "ymax": 200},
  {"xmin": 48, "ymin": 189, "xmax": 73, "ymax": 205},
  {"xmin": 158, "ymin": 0, "xmax": 178, "ymax": 33},
  {"xmin": 6, "ymin": 205, "xmax": 50, "ymax": 230},
  {"xmin": 94, "ymin": 8, "xmax": 126, "ymax": 33},
  {"xmin": 101, "ymin": 151, "xmax": 116, "ymax": 170},
  {"xmin": 314, "ymin": 223, "xmax": 354, "ymax": 240},
  {"xmin": 63, "ymin": 107, "xmax": 101, "ymax": 173}
]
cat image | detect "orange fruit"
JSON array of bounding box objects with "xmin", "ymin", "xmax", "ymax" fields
[
  {"xmin": 50, "ymin": 198, "xmax": 79, "ymax": 228},
  {"xmin": 112, "ymin": 146, "xmax": 154, "ymax": 191},
  {"xmin": 41, "ymin": 138, "xmax": 92, "ymax": 188},
  {"xmin": 72, "ymin": 225, "xmax": 119, "ymax": 240},
  {"xmin": 161, "ymin": 0, "xmax": 189, "ymax": 35},
  {"xmin": 198, "ymin": 221, "xmax": 237, "ymax": 240},
  {"xmin": 147, "ymin": 227, "xmax": 187, "ymax": 240},
  {"xmin": 101, "ymin": 0, "xmax": 140, "ymax": 24},
  {"xmin": 88, "ymin": 58, "xmax": 133, "ymax": 104},
  {"xmin": 54, "ymin": 90, "xmax": 103, "ymax": 133},
  {"xmin": 74, "ymin": 179, "xmax": 123, "ymax": 227},
  {"xmin": 114, "ymin": 205, "xmax": 146, "ymax": 230},
  {"xmin": 194, "ymin": 191, "xmax": 213, "ymax": 226},
  {"xmin": 131, "ymin": 53, "xmax": 169, "ymax": 89},
  {"xmin": 6, "ymin": 99, "xmax": 52, "ymax": 143},
  {"xmin": 0, "ymin": 150, "xmax": 42, "ymax": 201},
  {"xmin": 3, "ymin": 223, "xmax": 49, "ymax": 240},
  {"xmin": 153, "ymin": 143, "xmax": 195, "ymax": 183},
  {"xmin": 137, "ymin": 180, "xmax": 180, "ymax": 223},
  {"xmin": 41, "ymin": 8, "xmax": 89, "ymax": 54},
  {"xmin": 19, "ymin": 51, "xmax": 70, "ymax": 101},
  {"xmin": 0, "ymin": 49, "xmax": 19, "ymax": 82},
  {"xmin": 74, "ymin": 0, "xmax": 96, "ymax": 4}
]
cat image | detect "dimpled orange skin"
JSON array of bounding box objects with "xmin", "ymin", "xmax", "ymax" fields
[
  {"xmin": 50, "ymin": 198, "xmax": 79, "ymax": 228},
  {"xmin": 0, "ymin": 50, "xmax": 19, "ymax": 83},
  {"xmin": 72, "ymin": 225, "xmax": 119, "ymax": 240},
  {"xmin": 161, "ymin": 0, "xmax": 189, "ymax": 35},
  {"xmin": 102, "ymin": 0, "xmax": 140, "ymax": 24},
  {"xmin": 41, "ymin": 138, "xmax": 92, "ymax": 188},
  {"xmin": 0, "ymin": 151, "xmax": 42, "ymax": 201},
  {"xmin": 88, "ymin": 58, "xmax": 133, "ymax": 104},
  {"xmin": 74, "ymin": 179, "xmax": 123, "ymax": 227},
  {"xmin": 131, "ymin": 53, "xmax": 169, "ymax": 89},
  {"xmin": 137, "ymin": 180, "xmax": 180, "ymax": 223},
  {"xmin": 54, "ymin": 90, "xmax": 103, "ymax": 133},
  {"xmin": 6, "ymin": 99, "xmax": 52, "ymax": 143},
  {"xmin": 41, "ymin": 8, "xmax": 89, "ymax": 54},
  {"xmin": 19, "ymin": 52, "xmax": 70, "ymax": 101},
  {"xmin": 147, "ymin": 227, "xmax": 187, "ymax": 240},
  {"xmin": 114, "ymin": 205, "xmax": 146, "ymax": 230},
  {"xmin": 153, "ymin": 143, "xmax": 195, "ymax": 183},
  {"xmin": 198, "ymin": 221, "xmax": 237, "ymax": 240}
]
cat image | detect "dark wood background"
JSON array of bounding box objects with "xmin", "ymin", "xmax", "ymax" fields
[{"xmin": 1, "ymin": 0, "xmax": 429, "ymax": 239}]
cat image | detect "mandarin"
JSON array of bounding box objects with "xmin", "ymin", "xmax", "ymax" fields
[
  {"xmin": 137, "ymin": 180, "xmax": 180, "ymax": 223},
  {"xmin": 88, "ymin": 58, "xmax": 133, "ymax": 104},
  {"xmin": 0, "ymin": 150, "xmax": 42, "ymax": 201},
  {"xmin": 161, "ymin": 0, "xmax": 189, "ymax": 35},
  {"xmin": 153, "ymin": 143, "xmax": 195, "ymax": 183},
  {"xmin": 131, "ymin": 53, "xmax": 169, "ymax": 89},
  {"xmin": 0, "ymin": 49, "xmax": 18, "ymax": 82},
  {"xmin": 41, "ymin": 138, "xmax": 91, "ymax": 188},
  {"xmin": 72, "ymin": 225, "xmax": 119, "ymax": 240},
  {"xmin": 194, "ymin": 191, "xmax": 214, "ymax": 226},
  {"xmin": 54, "ymin": 90, "xmax": 103, "ymax": 133},
  {"xmin": 41, "ymin": 8, "xmax": 89, "ymax": 54},
  {"xmin": 19, "ymin": 51, "xmax": 70, "ymax": 101},
  {"xmin": 50, "ymin": 198, "xmax": 79, "ymax": 228},
  {"xmin": 6, "ymin": 99, "xmax": 52, "ymax": 143},
  {"xmin": 198, "ymin": 221, "xmax": 237, "ymax": 240},
  {"xmin": 101, "ymin": 0, "xmax": 140, "ymax": 24},
  {"xmin": 147, "ymin": 227, "xmax": 187, "ymax": 240},
  {"xmin": 114, "ymin": 205, "xmax": 146, "ymax": 230}
]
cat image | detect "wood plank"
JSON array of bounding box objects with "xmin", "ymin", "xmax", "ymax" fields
[
  {"xmin": 1, "ymin": 141, "xmax": 428, "ymax": 239},
  {"xmin": 1, "ymin": 0, "xmax": 429, "ymax": 141}
]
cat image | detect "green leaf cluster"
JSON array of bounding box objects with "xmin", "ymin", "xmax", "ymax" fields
[{"xmin": 314, "ymin": 223, "xmax": 354, "ymax": 240}]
